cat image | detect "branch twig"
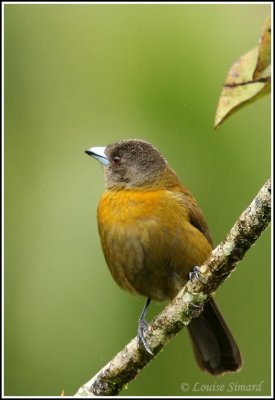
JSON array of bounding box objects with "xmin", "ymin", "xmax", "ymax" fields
[{"xmin": 75, "ymin": 178, "xmax": 271, "ymax": 397}]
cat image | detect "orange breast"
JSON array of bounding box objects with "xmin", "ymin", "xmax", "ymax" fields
[
  {"xmin": 97, "ymin": 189, "xmax": 212, "ymax": 301},
  {"xmin": 98, "ymin": 189, "xmax": 166, "ymax": 225}
]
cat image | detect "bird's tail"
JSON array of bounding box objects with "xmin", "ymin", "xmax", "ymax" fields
[{"xmin": 187, "ymin": 298, "xmax": 242, "ymax": 375}]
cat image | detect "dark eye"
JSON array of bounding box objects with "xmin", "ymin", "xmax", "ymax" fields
[{"xmin": 113, "ymin": 156, "xmax": 121, "ymax": 164}]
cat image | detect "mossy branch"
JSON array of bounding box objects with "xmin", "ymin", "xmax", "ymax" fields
[{"xmin": 75, "ymin": 178, "xmax": 271, "ymax": 397}]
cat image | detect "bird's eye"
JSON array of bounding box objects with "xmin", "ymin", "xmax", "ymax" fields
[{"xmin": 112, "ymin": 156, "xmax": 121, "ymax": 164}]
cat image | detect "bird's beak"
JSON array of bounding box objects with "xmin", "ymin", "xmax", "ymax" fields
[{"xmin": 85, "ymin": 146, "xmax": 109, "ymax": 166}]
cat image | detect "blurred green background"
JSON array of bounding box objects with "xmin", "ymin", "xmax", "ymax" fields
[{"xmin": 4, "ymin": 3, "xmax": 271, "ymax": 397}]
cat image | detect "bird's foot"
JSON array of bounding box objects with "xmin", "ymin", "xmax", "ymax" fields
[
  {"xmin": 189, "ymin": 266, "xmax": 206, "ymax": 284},
  {"xmin": 137, "ymin": 319, "xmax": 154, "ymax": 356}
]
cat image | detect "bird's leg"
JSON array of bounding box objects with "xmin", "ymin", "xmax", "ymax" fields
[{"xmin": 137, "ymin": 297, "xmax": 153, "ymax": 356}]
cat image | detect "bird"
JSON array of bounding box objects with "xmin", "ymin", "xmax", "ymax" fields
[{"xmin": 85, "ymin": 138, "xmax": 242, "ymax": 375}]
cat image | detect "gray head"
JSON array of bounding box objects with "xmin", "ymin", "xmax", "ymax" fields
[{"xmin": 85, "ymin": 139, "xmax": 168, "ymax": 189}]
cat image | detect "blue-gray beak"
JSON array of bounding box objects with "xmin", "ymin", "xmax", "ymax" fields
[{"xmin": 85, "ymin": 146, "xmax": 109, "ymax": 166}]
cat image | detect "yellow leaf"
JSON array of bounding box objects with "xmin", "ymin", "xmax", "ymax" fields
[
  {"xmin": 214, "ymin": 14, "xmax": 271, "ymax": 128},
  {"xmin": 253, "ymin": 14, "xmax": 271, "ymax": 80}
]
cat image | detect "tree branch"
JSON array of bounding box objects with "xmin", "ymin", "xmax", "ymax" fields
[{"xmin": 75, "ymin": 178, "xmax": 271, "ymax": 397}]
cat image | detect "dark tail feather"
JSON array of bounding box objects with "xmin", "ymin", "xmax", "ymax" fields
[{"xmin": 187, "ymin": 298, "xmax": 242, "ymax": 375}]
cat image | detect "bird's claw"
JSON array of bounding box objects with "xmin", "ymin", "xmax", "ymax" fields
[
  {"xmin": 189, "ymin": 266, "xmax": 206, "ymax": 284},
  {"xmin": 137, "ymin": 320, "xmax": 154, "ymax": 356}
]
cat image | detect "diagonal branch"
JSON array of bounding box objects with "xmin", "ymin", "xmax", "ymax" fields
[{"xmin": 75, "ymin": 178, "xmax": 271, "ymax": 397}]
